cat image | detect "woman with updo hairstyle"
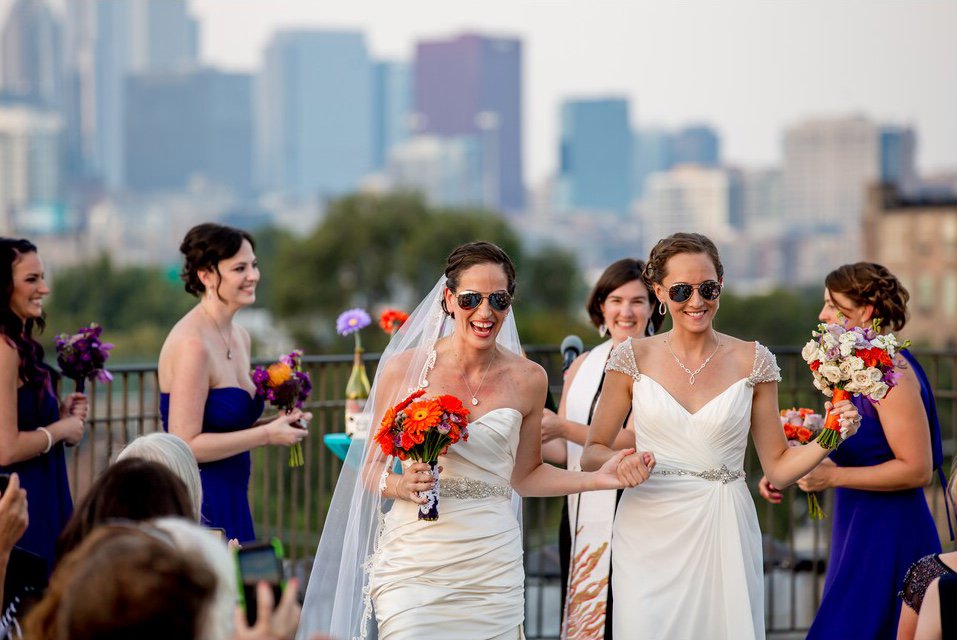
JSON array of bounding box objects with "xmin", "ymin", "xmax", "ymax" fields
[
  {"xmin": 541, "ymin": 258, "xmax": 663, "ymax": 639},
  {"xmin": 158, "ymin": 223, "xmax": 310, "ymax": 542},
  {"xmin": 581, "ymin": 232, "xmax": 861, "ymax": 639},
  {"xmin": 758, "ymin": 262, "xmax": 945, "ymax": 640},
  {"xmin": 299, "ymin": 241, "xmax": 634, "ymax": 640},
  {"xmin": 0, "ymin": 237, "xmax": 87, "ymax": 572}
]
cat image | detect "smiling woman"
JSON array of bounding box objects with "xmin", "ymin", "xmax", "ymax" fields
[{"xmin": 156, "ymin": 223, "xmax": 311, "ymax": 542}]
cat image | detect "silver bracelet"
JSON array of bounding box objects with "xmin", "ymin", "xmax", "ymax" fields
[
  {"xmin": 37, "ymin": 427, "xmax": 53, "ymax": 454},
  {"xmin": 378, "ymin": 469, "xmax": 390, "ymax": 497}
]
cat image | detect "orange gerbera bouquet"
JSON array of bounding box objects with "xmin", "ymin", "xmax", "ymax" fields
[{"xmin": 374, "ymin": 389, "xmax": 470, "ymax": 520}]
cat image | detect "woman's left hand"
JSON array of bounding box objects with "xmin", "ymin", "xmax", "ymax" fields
[{"xmin": 797, "ymin": 458, "xmax": 837, "ymax": 492}]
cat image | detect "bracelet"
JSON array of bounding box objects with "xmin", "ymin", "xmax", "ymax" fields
[
  {"xmin": 37, "ymin": 427, "xmax": 53, "ymax": 454},
  {"xmin": 378, "ymin": 469, "xmax": 391, "ymax": 497}
]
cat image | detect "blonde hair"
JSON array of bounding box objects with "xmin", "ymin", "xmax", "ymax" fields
[{"xmin": 117, "ymin": 433, "xmax": 203, "ymax": 521}]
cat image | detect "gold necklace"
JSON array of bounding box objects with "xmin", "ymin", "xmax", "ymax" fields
[
  {"xmin": 666, "ymin": 331, "xmax": 720, "ymax": 385},
  {"xmin": 201, "ymin": 305, "xmax": 233, "ymax": 360},
  {"xmin": 458, "ymin": 349, "xmax": 496, "ymax": 406}
]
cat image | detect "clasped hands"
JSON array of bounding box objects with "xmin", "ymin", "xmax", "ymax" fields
[{"xmin": 603, "ymin": 449, "xmax": 656, "ymax": 488}]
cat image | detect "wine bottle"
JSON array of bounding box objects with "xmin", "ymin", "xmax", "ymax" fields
[{"xmin": 345, "ymin": 347, "xmax": 371, "ymax": 436}]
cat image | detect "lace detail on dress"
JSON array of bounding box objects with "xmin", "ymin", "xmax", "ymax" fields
[
  {"xmin": 605, "ymin": 339, "xmax": 640, "ymax": 382},
  {"xmin": 746, "ymin": 342, "xmax": 781, "ymax": 387},
  {"xmin": 899, "ymin": 554, "xmax": 953, "ymax": 612}
]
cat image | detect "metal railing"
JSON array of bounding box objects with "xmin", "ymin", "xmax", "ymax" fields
[{"xmin": 63, "ymin": 346, "xmax": 956, "ymax": 637}]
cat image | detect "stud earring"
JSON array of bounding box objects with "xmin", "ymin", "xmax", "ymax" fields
[
  {"xmin": 599, "ymin": 324, "xmax": 608, "ymax": 338},
  {"xmin": 658, "ymin": 301, "xmax": 667, "ymax": 316}
]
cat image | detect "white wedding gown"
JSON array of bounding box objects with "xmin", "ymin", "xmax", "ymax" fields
[
  {"xmin": 369, "ymin": 407, "xmax": 525, "ymax": 640},
  {"xmin": 606, "ymin": 339, "xmax": 780, "ymax": 640}
]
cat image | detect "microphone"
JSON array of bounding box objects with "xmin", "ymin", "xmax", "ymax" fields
[{"xmin": 560, "ymin": 335, "xmax": 584, "ymax": 374}]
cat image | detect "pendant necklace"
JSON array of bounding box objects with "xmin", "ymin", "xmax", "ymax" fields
[
  {"xmin": 202, "ymin": 305, "xmax": 233, "ymax": 360},
  {"xmin": 666, "ymin": 331, "xmax": 720, "ymax": 385},
  {"xmin": 459, "ymin": 349, "xmax": 496, "ymax": 406}
]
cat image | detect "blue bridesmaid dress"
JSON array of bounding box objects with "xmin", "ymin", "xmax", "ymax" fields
[
  {"xmin": 807, "ymin": 350, "xmax": 943, "ymax": 639},
  {"xmin": 160, "ymin": 387, "xmax": 264, "ymax": 542},
  {"xmin": 0, "ymin": 380, "xmax": 73, "ymax": 574}
]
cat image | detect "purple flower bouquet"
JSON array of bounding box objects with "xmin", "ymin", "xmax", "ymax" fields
[
  {"xmin": 252, "ymin": 350, "xmax": 313, "ymax": 467},
  {"xmin": 54, "ymin": 324, "xmax": 113, "ymax": 393}
]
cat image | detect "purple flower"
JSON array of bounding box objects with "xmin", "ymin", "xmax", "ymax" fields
[
  {"xmin": 55, "ymin": 323, "xmax": 113, "ymax": 390},
  {"xmin": 336, "ymin": 308, "xmax": 371, "ymax": 337}
]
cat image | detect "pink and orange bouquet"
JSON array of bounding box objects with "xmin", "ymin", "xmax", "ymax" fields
[
  {"xmin": 374, "ymin": 389, "xmax": 470, "ymax": 520},
  {"xmin": 378, "ymin": 308, "xmax": 409, "ymax": 336},
  {"xmin": 252, "ymin": 350, "xmax": 312, "ymax": 467},
  {"xmin": 54, "ymin": 323, "xmax": 113, "ymax": 393},
  {"xmin": 802, "ymin": 321, "xmax": 908, "ymax": 449},
  {"xmin": 780, "ymin": 407, "xmax": 826, "ymax": 519}
]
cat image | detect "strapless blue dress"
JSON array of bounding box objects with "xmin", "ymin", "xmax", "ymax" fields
[
  {"xmin": 0, "ymin": 381, "xmax": 73, "ymax": 573},
  {"xmin": 160, "ymin": 387, "xmax": 264, "ymax": 542}
]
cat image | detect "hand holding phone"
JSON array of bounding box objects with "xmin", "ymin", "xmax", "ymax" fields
[{"xmin": 236, "ymin": 539, "xmax": 285, "ymax": 627}]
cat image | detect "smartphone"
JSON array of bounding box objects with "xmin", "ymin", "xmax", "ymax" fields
[
  {"xmin": 235, "ymin": 538, "xmax": 285, "ymax": 627},
  {"xmin": 0, "ymin": 473, "xmax": 9, "ymax": 494}
]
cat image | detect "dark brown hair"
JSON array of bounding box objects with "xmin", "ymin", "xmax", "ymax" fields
[
  {"xmin": 179, "ymin": 223, "xmax": 255, "ymax": 299},
  {"xmin": 825, "ymin": 262, "xmax": 909, "ymax": 331},
  {"xmin": 643, "ymin": 232, "xmax": 724, "ymax": 287},
  {"xmin": 24, "ymin": 525, "xmax": 216, "ymax": 640},
  {"xmin": 586, "ymin": 258, "xmax": 664, "ymax": 336},
  {"xmin": 441, "ymin": 241, "xmax": 517, "ymax": 316},
  {"xmin": 55, "ymin": 458, "xmax": 194, "ymax": 563}
]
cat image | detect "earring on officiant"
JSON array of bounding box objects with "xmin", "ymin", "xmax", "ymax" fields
[{"xmin": 599, "ymin": 324, "xmax": 608, "ymax": 338}]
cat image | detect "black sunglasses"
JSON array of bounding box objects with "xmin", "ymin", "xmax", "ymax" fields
[
  {"xmin": 456, "ymin": 290, "xmax": 512, "ymax": 312},
  {"xmin": 668, "ymin": 280, "xmax": 722, "ymax": 303}
]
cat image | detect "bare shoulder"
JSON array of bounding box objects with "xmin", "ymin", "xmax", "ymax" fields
[
  {"xmin": 717, "ymin": 334, "xmax": 762, "ymax": 370},
  {"xmin": 631, "ymin": 334, "xmax": 664, "ymax": 359},
  {"xmin": 0, "ymin": 337, "xmax": 18, "ymax": 366}
]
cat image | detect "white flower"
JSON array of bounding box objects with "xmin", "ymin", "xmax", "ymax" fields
[
  {"xmin": 802, "ymin": 340, "xmax": 821, "ymax": 363},
  {"xmin": 868, "ymin": 367, "xmax": 883, "ymax": 382},
  {"xmin": 812, "ymin": 375, "xmax": 829, "ymax": 392},
  {"xmin": 869, "ymin": 382, "xmax": 889, "ymax": 401},
  {"xmin": 849, "ymin": 369, "xmax": 873, "ymax": 391},
  {"xmin": 840, "ymin": 343, "xmax": 854, "ymax": 357},
  {"xmin": 823, "ymin": 334, "xmax": 838, "ymax": 349},
  {"xmin": 804, "ymin": 414, "xmax": 825, "ymax": 430},
  {"xmin": 820, "ymin": 364, "xmax": 844, "ymax": 385},
  {"xmin": 840, "ymin": 332, "xmax": 858, "ymax": 344}
]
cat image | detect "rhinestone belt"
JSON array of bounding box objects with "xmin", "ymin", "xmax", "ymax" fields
[
  {"xmin": 653, "ymin": 464, "xmax": 745, "ymax": 484},
  {"xmin": 439, "ymin": 477, "xmax": 513, "ymax": 500}
]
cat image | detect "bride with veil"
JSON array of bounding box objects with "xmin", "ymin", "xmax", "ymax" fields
[{"xmin": 297, "ymin": 242, "xmax": 645, "ymax": 640}]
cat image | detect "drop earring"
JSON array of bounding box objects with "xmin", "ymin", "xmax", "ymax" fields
[
  {"xmin": 646, "ymin": 322, "xmax": 655, "ymax": 337},
  {"xmin": 599, "ymin": 324, "xmax": 608, "ymax": 338},
  {"xmin": 659, "ymin": 301, "xmax": 668, "ymax": 316}
]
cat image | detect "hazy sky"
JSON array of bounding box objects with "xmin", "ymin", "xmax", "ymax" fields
[{"xmin": 6, "ymin": 0, "xmax": 956, "ymax": 183}]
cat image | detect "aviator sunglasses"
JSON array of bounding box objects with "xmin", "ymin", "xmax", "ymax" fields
[
  {"xmin": 456, "ymin": 290, "xmax": 513, "ymax": 312},
  {"xmin": 668, "ymin": 280, "xmax": 722, "ymax": 303}
]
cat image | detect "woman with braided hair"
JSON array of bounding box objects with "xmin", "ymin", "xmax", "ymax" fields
[{"xmin": 759, "ymin": 262, "xmax": 945, "ymax": 639}]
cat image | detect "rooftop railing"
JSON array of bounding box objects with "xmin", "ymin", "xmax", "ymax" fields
[{"xmin": 63, "ymin": 346, "xmax": 956, "ymax": 638}]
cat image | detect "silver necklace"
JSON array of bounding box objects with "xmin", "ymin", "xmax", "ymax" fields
[
  {"xmin": 666, "ymin": 331, "xmax": 720, "ymax": 385},
  {"xmin": 201, "ymin": 305, "xmax": 233, "ymax": 360},
  {"xmin": 458, "ymin": 349, "xmax": 496, "ymax": 406}
]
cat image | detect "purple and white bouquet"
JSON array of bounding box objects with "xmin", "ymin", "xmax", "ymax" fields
[
  {"xmin": 252, "ymin": 350, "xmax": 313, "ymax": 467},
  {"xmin": 54, "ymin": 323, "xmax": 113, "ymax": 393}
]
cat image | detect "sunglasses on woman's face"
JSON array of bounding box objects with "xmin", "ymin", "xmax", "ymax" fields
[
  {"xmin": 456, "ymin": 290, "xmax": 512, "ymax": 312},
  {"xmin": 668, "ymin": 280, "xmax": 722, "ymax": 303}
]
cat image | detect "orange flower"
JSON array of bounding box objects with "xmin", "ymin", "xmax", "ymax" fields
[
  {"xmin": 394, "ymin": 389, "xmax": 426, "ymax": 413},
  {"xmin": 267, "ymin": 362, "xmax": 293, "ymax": 387},
  {"xmin": 379, "ymin": 309, "xmax": 409, "ymax": 335},
  {"xmin": 783, "ymin": 424, "xmax": 797, "ymax": 440},
  {"xmin": 438, "ymin": 394, "xmax": 470, "ymax": 420},
  {"xmin": 796, "ymin": 426, "xmax": 814, "ymax": 443},
  {"xmin": 402, "ymin": 399, "xmax": 443, "ymax": 435}
]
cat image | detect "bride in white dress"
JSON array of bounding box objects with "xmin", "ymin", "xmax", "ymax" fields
[
  {"xmin": 298, "ymin": 242, "xmax": 640, "ymax": 640},
  {"xmin": 582, "ymin": 233, "xmax": 862, "ymax": 640}
]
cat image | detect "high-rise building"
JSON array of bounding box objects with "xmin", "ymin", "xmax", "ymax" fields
[
  {"xmin": 258, "ymin": 30, "xmax": 374, "ymax": 199},
  {"xmin": 414, "ymin": 33, "xmax": 524, "ymax": 212},
  {"xmin": 386, "ymin": 135, "xmax": 485, "ymax": 208},
  {"xmin": 0, "ymin": 0, "xmax": 63, "ymax": 109},
  {"xmin": 63, "ymin": 0, "xmax": 96, "ymax": 179},
  {"xmin": 879, "ymin": 125, "xmax": 918, "ymax": 195},
  {"xmin": 0, "ymin": 104, "xmax": 63, "ymax": 232},
  {"xmin": 633, "ymin": 128, "xmax": 674, "ymax": 201},
  {"xmin": 125, "ymin": 68, "xmax": 252, "ymax": 194},
  {"xmin": 556, "ymin": 97, "xmax": 632, "ymax": 215},
  {"xmin": 94, "ymin": 0, "xmax": 199, "ymax": 188},
  {"xmin": 373, "ymin": 61, "xmax": 412, "ymax": 171},
  {"xmin": 672, "ymin": 125, "xmax": 720, "ymax": 167}
]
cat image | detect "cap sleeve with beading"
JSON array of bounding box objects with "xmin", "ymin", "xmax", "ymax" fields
[
  {"xmin": 605, "ymin": 338, "xmax": 641, "ymax": 382},
  {"xmin": 746, "ymin": 342, "xmax": 781, "ymax": 387}
]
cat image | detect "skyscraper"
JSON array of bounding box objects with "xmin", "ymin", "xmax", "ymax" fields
[
  {"xmin": 373, "ymin": 61, "xmax": 412, "ymax": 170},
  {"xmin": 879, "ymin": 125, "xmax": 918, "ymax": 194},
  {"xmin": 414, "ymin": 33, "xmax": 524, "ymax": 212},
  {"xmin": 94, "ymin": 0, "xmax": 199, "ymax": 188},
  {"xmin": 0, "ymin": 104, "xmax": 63, "ymax": 232},
  {"xmin": 125, "ymin": 68, "xmax": 252, "ymax": 194},
  {"xmin": 672, "ymin": 125, "xmax": 720, "ymax": 167},
  {"xmin": 0, "ymin": 0, "xmax": 63, "ymax": 109},
  {"xmin": 258, "ymin": 30, "xmax": 374, "ymax": 199},
  {"xmin": 633, "ymin": 128, "xmax": 675, "ymax": 201},
  {"xmin": 557, "ymin": 97, "xmax": 632, "ymax": 215}
]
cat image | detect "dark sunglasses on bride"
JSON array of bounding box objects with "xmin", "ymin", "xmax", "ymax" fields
[
  {"xmin": 668, "ymin": 280, "xmax": 722, "ymax": 303},
  {"xmin": 456, "ymin": 290, "xmax": 512, "ymax": 312}
]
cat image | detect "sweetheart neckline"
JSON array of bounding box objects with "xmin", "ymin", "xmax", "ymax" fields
[
  {"xmin": 637, "ymin": 375, "xmax": 750, "ymax": 417},
  {"xmin": 470, "ymin": 406, "xmax": 522, "ymax": 424}
]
